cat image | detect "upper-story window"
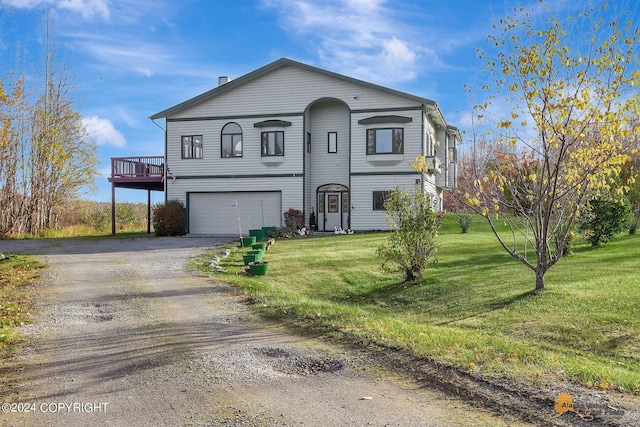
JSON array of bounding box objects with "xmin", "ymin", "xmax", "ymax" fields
[
  {"xmin": 261, "ymin": 131, "xmax": 284, "ymax": 156},
  {"xmin": 328, "ymin": 132, "xmax": 337, "ymax": 153},
  {"xmin": 366, "ymin": 128, "xmax": 403, "ymax": 154},
  {"xmin": 182, "ymin": 135, "xmax": 203, "ymax": 159},
  {"xmin": 221, "ymin": 123, "xmax": 243, "ymax": 158}
]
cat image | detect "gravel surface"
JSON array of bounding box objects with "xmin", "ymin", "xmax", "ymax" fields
[{"xmin": 0, "ymin": 235, "xmax": 625, "ymax": 426}]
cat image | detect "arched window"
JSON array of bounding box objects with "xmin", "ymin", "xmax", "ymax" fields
[{"xmin": 221, "ymin": 122, "xmax": 242, "ymax": 158}]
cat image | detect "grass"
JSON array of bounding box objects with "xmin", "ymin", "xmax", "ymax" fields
[
  {"xmin": 24, "ymin": 225, "xmax": 152, "ymax": 239},
  {"xmin": 201, "ymin": 215, "xmax": 640, "ymax": 395},
  {"xmin": 0, "ymin": 254, "xmax": 45, "ymax": 356}
]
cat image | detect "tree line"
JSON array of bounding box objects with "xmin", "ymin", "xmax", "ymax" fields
[{"xmin": 0, "ymin": 15, "xmax": 98, "ymax": 236}]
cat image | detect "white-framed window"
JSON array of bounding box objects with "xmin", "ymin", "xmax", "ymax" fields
[
  {"xmin": 366, "ymin": 128, "xmax": 403, "ymax": 154},
  {"xmin": 221, "ymin": 123, "xmax": 242, "ymax": 158},
  {"xmin": 182, "ymin": 135, "xmax": 203, "ymax": 159}
]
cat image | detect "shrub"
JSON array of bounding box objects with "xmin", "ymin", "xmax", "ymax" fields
[
  {"xmin": 267, "ymin": 226, "xmax": 302, "ymax": 238},
  {"xmin": 376, "ymin": 188, "xmax": 441, "ymax": 282},
  {"xmin": 579, "ymin": 197, "xmax": 630, "ymax": 246},
  {"xmin": 283, "ymin": 208, "xmax": 305, "ymax": 229},
  {"xmin": 153, "ymin": 200, "xmax": 187, "ymax": 236},
  {"xmin": 91, "ymin": 206, "xmax": 111, "ymax": 232},
  {"xmin": 90, "ymin": 203, "xmax": 147, "ymax": 232},
  {"xmin": 454, "ymin": 213, "xmax": 472, "ymax": 233}
]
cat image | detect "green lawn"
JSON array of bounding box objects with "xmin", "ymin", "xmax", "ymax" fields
[
  {"xmin": 202, "ymin": 215, "xmax": 640, "ymax": 394},
  {"xmin": 0, "ymin": 255, "xmax": 44, "ymax": 356}
]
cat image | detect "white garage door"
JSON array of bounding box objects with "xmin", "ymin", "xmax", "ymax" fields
[{"xmin": 189, "ymin": 192, "xmax": 282, "ymax": 235}]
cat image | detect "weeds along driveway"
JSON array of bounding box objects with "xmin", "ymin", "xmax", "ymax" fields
[{"xmin": 0, "ymin": 236, "xmax": 529, "ymax": 427}]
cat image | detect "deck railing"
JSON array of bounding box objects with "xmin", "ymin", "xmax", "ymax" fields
[{"xmin": 110, "ymin": 156, "xmax": 164, "ymax": 180}]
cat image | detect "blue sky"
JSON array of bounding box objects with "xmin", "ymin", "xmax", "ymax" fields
[{"xmin": 0, "ymin": 0, "xmax": 635, "ymax": 203}]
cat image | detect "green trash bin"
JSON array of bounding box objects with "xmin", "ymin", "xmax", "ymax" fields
[
  {"xmin": 246, "ymin": 250, "xmax": 263, "ymax": 261},
  {"xmin": 249, "ymin": 261, "xmax": 268, "ymax": 276},
  {"xmin": 243, "ymin": 253, "xmax": 260, "ymax": 265},
  {"xmin": 249, "ymin": 229, "xmax": 266, "ymax": 241},
  {"xmin": 252, "ymin": 242, "xmax": 267, "ymax": 251},
  {"xmin": 240, "ymin": 236, "xmax": 256, "ymax": 247}
]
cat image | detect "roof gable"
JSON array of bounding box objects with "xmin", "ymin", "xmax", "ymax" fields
[{"xmin": 150, "ymin": 58, "xmax": 438, "ymax": 120}]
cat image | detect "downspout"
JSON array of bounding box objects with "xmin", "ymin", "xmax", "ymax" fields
[{"xmin": 302, "ymin": 113, "xmax": 307, "ymax": 225}]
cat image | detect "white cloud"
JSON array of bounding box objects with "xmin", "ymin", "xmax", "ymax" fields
[
  {"xmin": 64, "ymin": 31, "xmax": 172, "ymax": 77},
  {"xmin": 380, "ymin": 37, "xmax": 416, "ymax": 79},
  {"xmin": 262, "ymin": 0, "xmax": 422, "ymax": 84},
  {"xmin": 135, "ymin": 67, "xmax": 153, "ymax": 77},
  {"xmin": 58, "ymin": 0, "xmax": 110, "ymax": 20},
  {"xmin": 83, "ymin": 116, "xmax": 127, "ymax": 147},
  {"xmin": 3, "ymin": 0, "xmax": 110, "ymax": 21}
]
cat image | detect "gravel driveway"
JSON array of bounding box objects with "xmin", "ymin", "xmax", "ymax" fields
[{"xmin": 0, "ymin": 235, "xmax": 530, "ymax": 426}]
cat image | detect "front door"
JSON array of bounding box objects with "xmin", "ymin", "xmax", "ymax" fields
[
  {"xmin": 317, "ymin": 184, "xmax": 349, "ymax": 232},
  {"xmin": 325, "ymin": 193, "xmax": 341, "ymax": 231}
]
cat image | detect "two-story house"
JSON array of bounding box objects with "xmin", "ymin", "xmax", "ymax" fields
[{"xmin": 148, "ymin": 58, "xmax": 459, "ymax": 235}]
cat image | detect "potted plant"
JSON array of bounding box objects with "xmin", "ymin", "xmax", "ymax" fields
[{"xmin": 249, "ymin": 261, "xmax": 268, "ymax": 276}]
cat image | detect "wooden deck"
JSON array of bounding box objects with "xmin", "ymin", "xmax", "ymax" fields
[
  {"xmin": 108, "ymin": 156, "xmax": 165, "ymax": 191},
  {"xmin": 108, "ymin": 156, "xmax": 165, "ymax": 234}
]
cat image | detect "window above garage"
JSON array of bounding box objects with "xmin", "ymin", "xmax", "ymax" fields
[{"xmin": 261, "ymin": 131, "xmax": 284, "ymax": 156}]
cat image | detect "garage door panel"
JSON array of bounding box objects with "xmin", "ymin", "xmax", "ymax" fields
[{"xmin": 189, "ymin": 192, "xmax": 281, "ymax": 235}]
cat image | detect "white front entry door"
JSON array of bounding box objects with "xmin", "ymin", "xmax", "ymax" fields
[{"xmin": 325, "ymin": 193, "xmax": 342, "ymax": 231}]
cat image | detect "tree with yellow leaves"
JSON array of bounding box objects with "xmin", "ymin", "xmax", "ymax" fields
[
  {"xmin": 433, "ymin": 2, "xmax": 638, "ymax": 290},
  {"xmin": 0, "ymin": 13, "xmax": 97, "ymax": 235}
]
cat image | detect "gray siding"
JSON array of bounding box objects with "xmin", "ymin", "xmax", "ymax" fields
[
  {"xmin": 308, "ymin": 101, "xmax": 350, "ymax": 197},
  {"xmin": 165, "ymin": 116, "xmax": 304, "ymax": 179},
  {"xmin": 350, "ymin": 109, "xmax": 423, "ymax": 176},
  {"xmin": 169, "ymin": 65, "xmax": 419, "ymax": 120},
  {"xmin": 350, "ymin": 175, "xmax": 429, "ymax": 230}
]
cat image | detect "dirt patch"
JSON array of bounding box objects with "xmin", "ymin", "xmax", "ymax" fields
[
  {"xmin": 0, "ymin": 235, "xmax": 637, "ymax": 426},
  {"xmin": 198, "ymin": 345, "xmax": 344, "ymax": 382}
]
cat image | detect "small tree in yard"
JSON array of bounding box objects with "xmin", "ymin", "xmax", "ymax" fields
[
  {"xmin": 441, "ymin": 1, "xmax": 640, "ymax": 291},
  {"xmin": 376, "ymin": 188, "xmax": 441, "ymax": 283},
  {"xmin": 579, "ymin": 198, "xmax": 630, "ymax": 246},
  {"xmin": 454, "ymin": 212, "xmax": 473, "ymax": 233},
  {"xmin": 153, "ymin": 200, "xmax": 187, "ymax": 236},
  {"xmin": 619, "ymin": 150, "xmax": 640, "ymax": 234}
]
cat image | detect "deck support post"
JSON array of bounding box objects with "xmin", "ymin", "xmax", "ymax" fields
[
  {"xmin": 147, "ymin": 189, "xmax": 152, "ymax": 234},
  {"xmin": 111, "ymin": 183, "xmax": 116, "ymax": 235}
]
